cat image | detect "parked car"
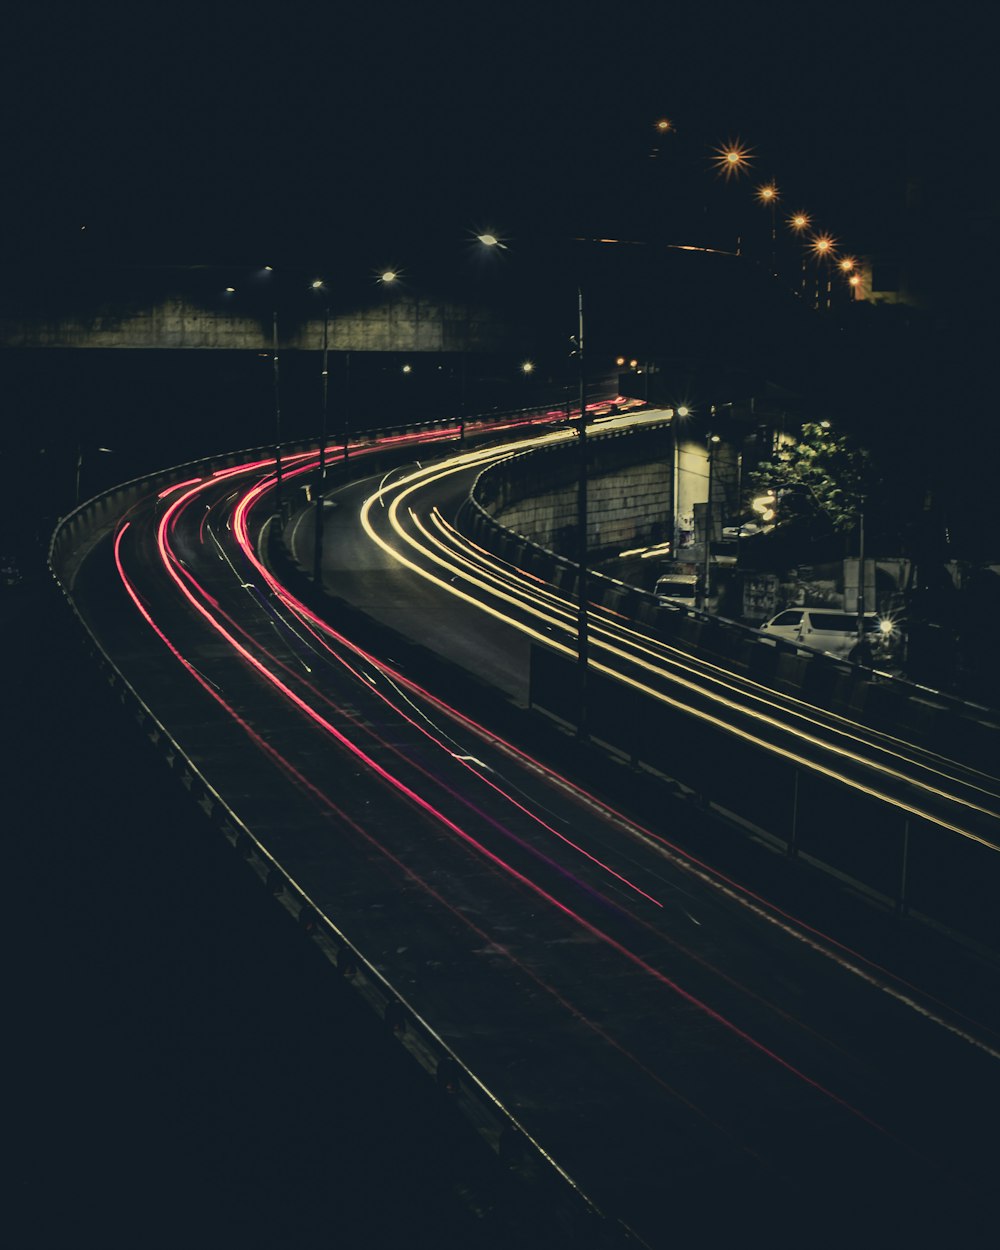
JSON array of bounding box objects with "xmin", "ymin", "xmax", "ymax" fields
[
  {"xmin": 722, "ymin": 519, "xmax": 763, "ymax": 540},
  {"xmin": 758, "ymin": 608, "xmax": 882, "ymax": 659},
  {"xmin": 654, "ymin": 572, "xmax": 699, "ymax": 608}
]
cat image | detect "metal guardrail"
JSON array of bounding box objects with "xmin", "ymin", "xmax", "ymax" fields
[
  {"xmin": 47, "ymin": 405, "xmax": 644, "ymax": 1249},
  {"xmin": 461, "ymin": 432, "xmax": 1000, "ymax": 753}
]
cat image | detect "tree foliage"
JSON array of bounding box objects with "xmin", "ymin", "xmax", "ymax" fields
[{"xmin": 748, "ymin": 422, "xmax": 869, "ymax": 534}]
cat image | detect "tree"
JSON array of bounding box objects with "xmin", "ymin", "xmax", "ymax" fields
[{"xmin": 748, "ymin": 421, "xmax": 870, "ymax": 535}]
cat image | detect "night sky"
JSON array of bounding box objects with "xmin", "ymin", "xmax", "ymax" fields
[{"xmin": 3, "ymin": 4, "xmax": 992, "ymax": 278}]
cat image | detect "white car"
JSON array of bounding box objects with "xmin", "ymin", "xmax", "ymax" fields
[
  {"xmin": 654, "ymin": 572, "xmax": 699, "ymax": 607},
  {"xmin": 758, "ymin": 608, "xmax": 881, "ymax": 659},
  {"xmin": 722, "ymin": 520, "xmax": 763, "ymax": 540}
]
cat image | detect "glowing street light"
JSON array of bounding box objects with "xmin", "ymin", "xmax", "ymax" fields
[
  {"xmin": 654, "ymin": 117, "xmax": 674, "ymax": 133},
  {"xmin": 380, "ymin": 269, "xmax": 399, "ymax": 284},
  {"xmin": 712, "ymin": 139, "xmax": 753, "ymax": 180},
  {"xmin": 787, "ymin": 212, "xmax": 812, "ymax": 294},
  {"xmin": 810, "ymin": 233, "xmax": 836, "ymax": 257},
  {"xmin": 520, "ymin": 360, "xmax": 535, "ymax": 374},
  {"xmin": 311, "ymin": 278, "xmax": 331, "ymax": 582},
  {"xmin": 756, "ymin": 182, "xmax": 780, "ymax": 273},
  {"xmin": 704, "ymin": 432, "xmax": 721, "ymax": 608},
  {"xmin": 671, "ymin": 405, "xmax": 692, "ymax": 556},
  {"xmin": 810, "ymin": 234, "xmax": 837, "ymax": 309}
]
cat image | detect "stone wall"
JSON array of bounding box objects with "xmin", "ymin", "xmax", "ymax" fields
[
  {"xmin": 495, "ymin": 461, "xmax": 671, "ymax": 556},
  {"xmin": 0, "ymin": 294, "xmax": 510, "ymax": 352}
]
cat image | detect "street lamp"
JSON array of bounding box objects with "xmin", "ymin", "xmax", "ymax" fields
[
  {"xmin": 568, "ymin": 285, "xmax": 588, "ymax": 739},
  {"xmin": 703, "ymin": 433, "xmax": 720, "ymax": 610},
  {"xmin": 712, "ymin": 139, "xmax": 753, "ymax": 181},
  {"xmin": 311, "ymin": 279, "xmax": 330, "ymax": 583},
  {"xmin": 809, "ymin": 233, "xmax": 837, "ymax": 310},
  {"xmin": 755, "ymin": 182, "xmax": 779, "ymax": 275},
  {"xmin": 839, "ymin": 256, "xmax": 858, "ymax": 303},
  {"xmin": 788, "ymin": 212, "xmax": 811, "ymax": 294},
  {"xmin": 272, "ymin": 307, "xmax": 283, "ymax": 515},
  {"xmin": 671, "ymin": 405, "xmax": 690, "ymax": 557},
  {"xmin": 74, "ymin": 445, "xmax": 114, "ymax": 508}
]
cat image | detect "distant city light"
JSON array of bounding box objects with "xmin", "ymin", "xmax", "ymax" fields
[
  {"xmin": 788, "ymin": 212, "xmax": 811, "ymax": 233},
  {"xmin": 811, "ymin": 234, "xmax": 836, "ymax": 256},
  {"xmin": 756, "ymin": 182, "xmax": 779, "ymax": 204}
]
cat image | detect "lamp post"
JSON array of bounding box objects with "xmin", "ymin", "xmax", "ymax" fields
[
  {"xmin": 272, "ymin": 308, "xmax": 283, "ymax": 516},
  {"xmin": 856, "ymin": 498, "xmax": 867, "ymax": 639},
  {"xmin": 342, "ymin": 349, "xmax": 352, "ymax": 470},
  {"xmin": 788, "ymin": 212, "xmax": 811, "ymax": 295},
  {"xmin": 74, "ymin": 445, "xmax": 114, "ymax": 508},
  {"xmin": 703, "ymin": 433, "xmax": 720, "ymax": 611},
  {"xmin": 474, "ymin": 231, "xmax": 588, "ymax": 733},
  {"xmin": 574, "ymin": 284, "xmax": 588, "ymax": 740},
  {"xmin": 671, "ymin": 405, "xmax": 690, "ymax": 556},
  {"xmin": 839, "ymin": 256, "xmax": 858, "ymax": 306},
  {"xmin": 311, "ymin": 280, "xmax": 330, "ymax": 584},
  {"xmin": 756, "ymin": 182, "xmax": 779, "ymax": 276},
  {"xmin": 810, "ymin": 234, "xmax": 836, "ymax": 310}
]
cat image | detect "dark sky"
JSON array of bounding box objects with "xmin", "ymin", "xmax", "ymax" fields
[{"xmin": 4, "ymin": 2, "xmax": 992, "ymax": 273}]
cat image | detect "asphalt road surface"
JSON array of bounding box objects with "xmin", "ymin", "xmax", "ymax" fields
[{"xmin": 57, "ymin": 419, "xmax": 1000, "ymax": 1246}]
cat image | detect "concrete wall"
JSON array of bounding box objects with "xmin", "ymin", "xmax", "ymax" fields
[
  {"xmin": 492, "ymin": 431, "xmax": 739, "ymax": 558},
  {"xmin": 0, "ymin": 294, "xmax": 511, "ymax": 352},
  {"xmin": 495, "ymin": 461, "xmax": 671, "ymax": 555}
]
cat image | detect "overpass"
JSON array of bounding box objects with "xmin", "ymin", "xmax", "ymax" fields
[{"xmin": 48, "ymin": 409, "xmax": 1000, "ymax": 1246}]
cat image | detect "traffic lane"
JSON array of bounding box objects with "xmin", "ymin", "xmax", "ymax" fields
[
  {"xmin": 93, "ymin": 509, "xmax": 1000, "ymax": 1230},
  {"xmin": 362, "ymin": 458, "xmax": 1000, "ymax": 849},
  {"xmin": 374, "ymin": 449, "xmax": 1000, "ymax": 807},
  {"xmin": 271, "ymin": 481, "xmax": 1000, "ymax": 1192},
  {"xmin": 75, "ymin": 467, "xmax": 1000, "ymax": 1237},
  {"xmin": 308, "ymin": 472, "xmax": 533, "ymax": 703}
]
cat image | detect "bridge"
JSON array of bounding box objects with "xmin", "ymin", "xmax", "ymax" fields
[{"xmin": 49, "ymin": 408, "xmax": 1000, "ymax": 1246}]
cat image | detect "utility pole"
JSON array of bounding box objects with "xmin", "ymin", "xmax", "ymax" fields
[
  {"xmin": 575, "ymin": 285, "xmax": 588, "ymax": 740},
  {"xmin": 856, "ymin": 500, "xmax": 867, "ymax": 637},
  {"xmin": 342, "ymin": 351, "xmax": 351, "ymax": 469},
  {"xmin": 313, "ymin": 305, "xmax": 329, "ymax": 583},
  {"xmin": 703, "ymin": 432, "xmax": 719, "ymax": 611},
  {"xmin": 272, "ymin": 309, "xmax": 283, "ymax": 515}
]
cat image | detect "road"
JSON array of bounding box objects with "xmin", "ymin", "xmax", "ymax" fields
[{"xmin": 65, "ymin": 414, "xmax": 1000, "ymax": 1246}]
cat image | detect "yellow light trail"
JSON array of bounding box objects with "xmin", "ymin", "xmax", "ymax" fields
[{"xmin": 358, "ymin": 440, "xmax": 1000, "ymax": 852}]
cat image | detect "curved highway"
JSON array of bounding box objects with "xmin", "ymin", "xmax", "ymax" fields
[{"xmin": 66, "ymin": 413, "xmax": 1000, "ymax": 1246}]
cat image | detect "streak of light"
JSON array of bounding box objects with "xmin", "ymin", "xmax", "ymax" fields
[
  {"xmin": 363, "ymin": 456, "xmax": 1000, "ymax": 848},
  {"xmin": 132, "ymin": 471, "xmax": 898, "ymax": 1141}
]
